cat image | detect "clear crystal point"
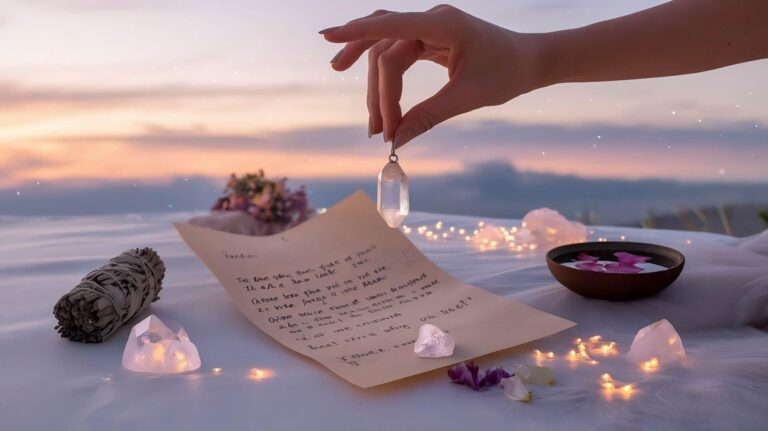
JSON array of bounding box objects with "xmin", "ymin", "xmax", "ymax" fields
[{"xmin": 377, "ymin": 160, "xmax": 409, "ymax": 228}]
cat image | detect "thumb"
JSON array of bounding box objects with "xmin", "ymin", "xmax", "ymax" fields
[{"xmin": 393, "ymin": 81, "xmax": 470, "ymax": 149}]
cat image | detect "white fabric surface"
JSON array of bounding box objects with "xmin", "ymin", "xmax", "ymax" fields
[{"xmin": 2, "ymin": 212, "xmax": 768, "ymax": 431}]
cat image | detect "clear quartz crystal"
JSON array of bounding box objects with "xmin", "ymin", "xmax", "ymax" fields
[
  {"xmin": 626, "ymin": 319, "xmax": 686, "ymax": 365},
  {"xmin": 377, "ymin": 159, "xmax": 409, "ymax": 228},
  {"xmin": 413, "ymin": 324, "xmax": 455, "ymax": 358},
  {"xmin": 122, "ymin": 314, "xmax": 201, "ymax": 374}
]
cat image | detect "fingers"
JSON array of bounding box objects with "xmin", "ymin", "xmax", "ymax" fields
[
  {"xmin": 377, "ymin": 40, "xmax": 423, "ymax": 142},
  {"xmin": 330, "ymin": 9, "xmax": 392, "ymax": 71},
  {"xmin": 367, "ymin": 39, "xmax": 396, "ymax": 137},
  {"xmin": 393, "ymin": 81, "xmax": 472, "ymax": 149},
  {"xmin": 331, "ymin": 40, "xmax": 376, "ymax": 71},
  {"xmin": 323, "ymin": 12, "xmax": 443, "ymax": 44}
]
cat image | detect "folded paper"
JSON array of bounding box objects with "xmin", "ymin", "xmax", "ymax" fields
[{"xmin": 175, "ymin": 191, "xmax": 574, "ymax": 387}]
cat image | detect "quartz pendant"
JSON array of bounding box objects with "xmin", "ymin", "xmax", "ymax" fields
[{"xmin": 377, "ymin": 158, "xmax": 409, "ymax": 228}]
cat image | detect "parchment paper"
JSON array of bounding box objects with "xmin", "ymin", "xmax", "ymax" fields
[{"xmin": 175, "ymin": 191, "xmax": 574, "ymax": 387}]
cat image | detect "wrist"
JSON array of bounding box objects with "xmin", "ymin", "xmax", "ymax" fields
[{"xmin": 531, "ymin": 29, "xmax": 581, "ymax": 87}]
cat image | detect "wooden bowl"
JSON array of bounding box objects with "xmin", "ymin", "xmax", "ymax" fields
[{"xmin": 546, "ymin": 241, "xmax": 685, "ymax": 300}]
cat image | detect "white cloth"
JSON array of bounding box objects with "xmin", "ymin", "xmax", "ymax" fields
[{"xmin": 1, "ymin": 212, "xmax": 767, "ymax": 431}]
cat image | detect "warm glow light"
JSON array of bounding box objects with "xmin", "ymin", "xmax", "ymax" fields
[
  {"xmin": 534, "ymin": 349, "xmax": 555, "ymax": 365},
  {"xmin": 248, "ymin": 368, "xmax": 274, "ymax": 381},
  {"xmin": 600, "ymin": 373, "xmax": 636, "ymax": 400},
  {"xmin": 151, "ymin": 344, "xmax": 166, "ymax": 363},
  {"xmin": 174, "ymin": 352, "xmax": 188, "ymax": 373},
  {"xmin": 641, "ymin": 357, "xmax": 660, "ymax": 372},
  {"xmin": 212, "ymin": 367, "xmax": 223, "ymax": 375}
]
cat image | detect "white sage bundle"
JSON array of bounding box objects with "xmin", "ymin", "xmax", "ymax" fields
[{"xmin": 53, "ymin": 248, "xmax": 165, "ymax": 343}]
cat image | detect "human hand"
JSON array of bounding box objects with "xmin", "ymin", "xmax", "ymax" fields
[{"xmin": 321, "ymin": 5, "xmax": 549, "ymax": 149}]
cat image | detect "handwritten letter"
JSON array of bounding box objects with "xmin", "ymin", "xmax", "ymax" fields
[{"xmin": 175, "ymin": 191, "xmax": 574, "ymax": 387}]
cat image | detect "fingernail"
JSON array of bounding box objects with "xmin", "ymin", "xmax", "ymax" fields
[
  {"xmin": 367, "ymin": 117, "xmax": 373, "ymax": 138},
  {"xmin": 330, "ymin": 48, "xmax": 344, "ymax": 64},
  {"xmin": 318, "ymin": 26, "xmax": 341, "ymax": 35}
]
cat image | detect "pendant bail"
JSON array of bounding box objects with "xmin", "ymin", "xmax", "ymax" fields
[{"xmin": 389, "ymin": 141, "xmax": 398, "ymax": 163}]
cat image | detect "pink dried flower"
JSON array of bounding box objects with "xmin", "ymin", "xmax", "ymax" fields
[{"xmin": 211, "ymin": 172, "xmax": 314, "ymax": 227}]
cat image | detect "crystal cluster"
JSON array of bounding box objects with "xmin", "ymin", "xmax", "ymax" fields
[
  {"xmin": 377, "ymin": 160, "xmax": 409, "ymax": 228},
  {"xmin": 413, "ymin": 324, "xmax": 454, "ymax": 358},
  {"xmin": 122, "ymin": 315, "xmax": 201, "ymax": 374},
  {"xmin": 521, "ymin": 208, "xmax": 586, "ymax": 250},
  {"xmin": 626, "ymin": 319, "xmax": 686, "ymax": 365}
]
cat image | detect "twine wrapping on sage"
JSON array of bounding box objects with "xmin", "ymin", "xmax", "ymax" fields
[{"xmin": 53, "ymin": 248, "xmax": 165, "ymax": 343}]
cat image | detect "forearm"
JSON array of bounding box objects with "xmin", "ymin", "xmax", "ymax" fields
[{"xmin": 537, "ymin": 0, "xmax": 768, "ymax": 85}]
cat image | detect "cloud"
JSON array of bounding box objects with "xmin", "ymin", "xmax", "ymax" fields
[
  {"xmin": 0, "ymin": 152, "xmax": 64, "ymax": 176},
  {"xmin": 11, "ymin": 118, "xmax": 765, "ymax": 185},
  {"xmin": 70, "ymin": 118, "xmax": 767, "ymax": 154},
  {"xmin": 425, "ymin": 119, "xmax": 767, "ymax": 149},
  {"xmin": 519, "ymin": 0, "xmax": 577, "ymax": 12},
  {"xmin": 0, "ymin": 81, "xmax": 322, "ymax": 108},
  {"xmin": 26, "ymin": 0, "xmax": 176, "ymax": 12}
]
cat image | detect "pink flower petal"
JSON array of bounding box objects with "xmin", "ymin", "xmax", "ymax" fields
[
  {"xmin": 604, "ymin": 262, "xmax": 644, "ymax": 273},
  {"xmin": 575, "ymin": 262, "xmax": 606, "ymax": 272},
  {"xmin": 614, "ymin": 252, "xmax": 651, "ymax": 266},
  {"xmin": 576, "ymin": 252, "xmax": 599, "ymax": 262}
]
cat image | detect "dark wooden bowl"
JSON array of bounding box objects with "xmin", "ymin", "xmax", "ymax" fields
[{"xmin": 546, "ymin": 241, "xmax": 685, "ymax": 300}]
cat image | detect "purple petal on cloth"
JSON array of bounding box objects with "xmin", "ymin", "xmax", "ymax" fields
[
  {"xmin": 576, "ymin": 252, "xmax": 599, "ymax": 262},
  {"xmin": 575, "ymin": 262, "xmax": 606, "ymax": 272},
  {"xmin": 604, "ymin": 263, "xmax": 644, "ymax": 273},
  {"xmin": 614, "ymin": 252, "xmax": 651, "ymax": 266},
  {"xmin": 478, "ymin": 367, "xmax": 511, "ymax": 388},
  {"xmin": 447, "ymin": 361, "xmax": 480, "ymax": 390},
  {"xmin": 448, "ymin": 362, "xmax": 510, "ymax": 391}
]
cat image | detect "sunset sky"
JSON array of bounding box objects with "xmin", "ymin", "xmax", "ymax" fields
[{"xmin": 1, "ymin": 0, "xmax": 766, "ymax": 192}]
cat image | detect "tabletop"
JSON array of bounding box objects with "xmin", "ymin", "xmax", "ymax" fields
[{"xmin": 2, "ymin": 212, "xmax": 768, "ymax": 431}]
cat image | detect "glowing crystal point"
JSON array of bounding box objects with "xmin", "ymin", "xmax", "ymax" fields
[
  {"xmin": 122, "ymin": 315, "xmax": 201, "ymax": 374},
  {"xmin": 377, "ymin": 159, "xmax": 409, "ymax": 228},
  {"xmin": 626, "ymin": 319, "xmax": 686, "ymax": 365}
]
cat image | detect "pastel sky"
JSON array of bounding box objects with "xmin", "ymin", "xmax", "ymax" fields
[{"xmin": 0, "ymin": 0, "xmax": 766, "ymax": 189}]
